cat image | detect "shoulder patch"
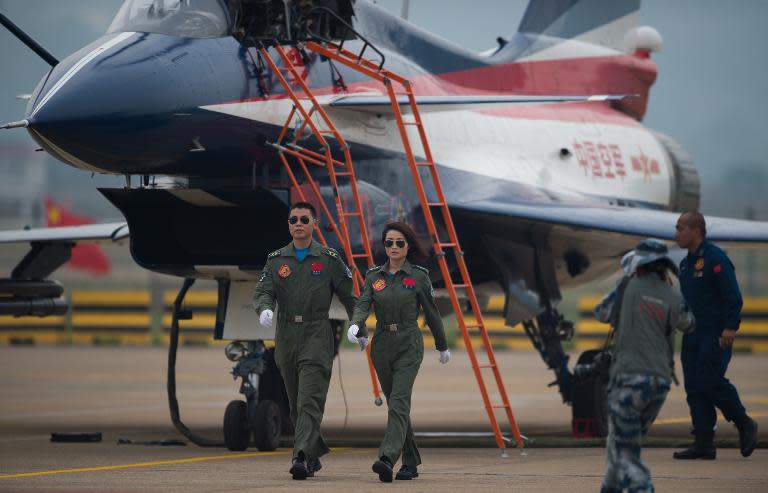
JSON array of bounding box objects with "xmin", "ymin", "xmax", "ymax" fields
[
  {"xmin": 324, "ymin": 248, "xmax": 340, "ymax": 259},
  {"xmin": 267, "ymin": 249, "xmax": 282, "ymax": 259},
  {"xmin": 412, "ymin": 265, "xmax": 429, "ymax": 274}
]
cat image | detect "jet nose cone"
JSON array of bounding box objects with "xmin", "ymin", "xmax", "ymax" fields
[{"xmin": 25, "ymin": 32, "xmax": 181, "ymax": 173}]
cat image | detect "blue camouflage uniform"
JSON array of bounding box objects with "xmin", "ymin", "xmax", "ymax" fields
[{"xmin": 678, "ymin": 240, "xmax": 746, "ymax": 432}]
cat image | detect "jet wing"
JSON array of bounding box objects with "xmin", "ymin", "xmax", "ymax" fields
[
  {"xmin": 452, "ymin": 200, "xmax": 768, "ymax": 248},
  {"xmin": 0, "ymin": 222, "xmax": 129, "ymax": 245},
  {"xmin": 327, "ymin": 94, "xmax": 632, "ymax": 113}
]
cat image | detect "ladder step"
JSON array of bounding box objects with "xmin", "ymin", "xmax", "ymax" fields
[
  {"xmin": 477, "ymin": 364, "xmax": 497, "ymax": 369},
  {"xmin": 335, "ymin": 172, "xmax": 352, "ymax": 176},
  {"xmin": 463, "ymin": 324, "xmax": 482, "ymax": 329},
  {"xmin": 453, "ymin": 283, "xmax": 469, "ymax": 289},
  {"xmin": 352, "ymin": 253, "xmax": 370, "ymax": 259},
  {"xmin": 437, "ymin": 242, "xmax": 457, "ymax": 248},
  {"xmin": 404, "ymin": 121, "xmax": 421, "ymax": 126},
  {"xmin": 415, "ymin": 161, "xmax": 433, "ymax": 167},
  {"xmin": 492, "ymin": 405, "xmax": 510, "ymax": 409},
  {"xmin": 342, "ymin": 211, "xmax": 362, "ymax": 217},
  {"xmin": 427, "ymin": 202, "xmax": 446, "ymax": 207}
]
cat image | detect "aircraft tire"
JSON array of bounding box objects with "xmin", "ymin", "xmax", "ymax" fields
[
  {"xmin": 252, "ymin": 399, "xmax": 282, "ymax": 451},
  {"xmin": 223, "ymin": 400, "xmax": 250, "ymax": 451}
]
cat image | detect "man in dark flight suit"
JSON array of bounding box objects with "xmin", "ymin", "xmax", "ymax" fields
[{"xmin": 673, "ymin": 212, "xmax": 758, "ymax": 460}]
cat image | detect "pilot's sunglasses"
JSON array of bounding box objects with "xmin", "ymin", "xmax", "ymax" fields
[
  {"xmin": 289, "ymin": 215, "xmax": 311, "ymax": 225},
  {"xmin": 384, "ymin": 239, "xmax": 406, "ymax": 248}
]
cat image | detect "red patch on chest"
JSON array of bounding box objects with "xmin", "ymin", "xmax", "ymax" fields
[{"xmin": 311, "ymin": 262, "xmax": 324, "ymax": 275}]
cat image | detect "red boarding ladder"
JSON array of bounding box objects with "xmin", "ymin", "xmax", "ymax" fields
[
  {"xmin": 257, "ymin": 44, "xmax": 383, "ymax": 405},
  {"xmin": 304, "ymin": 40, "xmax": 524, "ymax": 453}
]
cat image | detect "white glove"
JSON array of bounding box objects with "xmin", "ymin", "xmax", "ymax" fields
[
  {"xmin": 439, "ymin": 349, "xmax": 451, "ymax": 364},
  {"xmin": 347, "ymin": 324, "xmax": 361, "ymax": 343},
  {"xmin": 259, "ymin": 309, "xmax": 273, "ymax": 328}
]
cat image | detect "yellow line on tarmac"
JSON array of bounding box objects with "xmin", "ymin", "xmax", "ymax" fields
[
  {"xmin": 0, "ymin": 447, "xmax": 363, "ymax": 480},
  {"xmin": 656, "ymin": 411, "xmax": 768, "ymax": 426},
  {"xmin": 0, "ymin": 450, "xmax": 288, "ymax": 480}
]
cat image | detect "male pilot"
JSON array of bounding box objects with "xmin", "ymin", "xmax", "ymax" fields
[
  {"xmin": 253, "ymin": 202, "xmax": 357, "ymax": 479},
  {"xmin": 673, "ymin": 212, "xmax": 758, "ymax": 460}
]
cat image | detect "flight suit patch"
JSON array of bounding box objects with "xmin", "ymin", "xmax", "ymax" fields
[
  {"xmin": 373, "ymin": 278, "xmax": 387, "ymax": 292},
  {"xmin": 694, "ymin": 258, "xmax": 705, "ymax": 270},
  {"xmin": 713, "ymin": 264, "xmax": 722, "ymax": 274},
  {"xmin": 402, "ymin": 277, "xmax": 416, "ymax": 289},
  {"xmin": 278, "ymin": 264, "xmax": 292, "ymax": 278},
  {"xmin": 268, "ymin": 249, "xmax": 282, "ymax": 259},
  {"xmin": 311, "ymin": 262, "xmax": 324, "ymax": 276}
]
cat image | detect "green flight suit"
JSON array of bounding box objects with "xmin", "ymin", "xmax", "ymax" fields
[
  {"xmin": 253, "ymin": 240, "xmax": 356, "ymax": 460},
  {"xmin": 351, "ymin": 260, "xmax": 447, "ymax": 466}
]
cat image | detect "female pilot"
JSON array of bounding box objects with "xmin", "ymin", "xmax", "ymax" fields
[{"xmin": 347, "ymin": 221, "xmax": 450, "ymax": 482}]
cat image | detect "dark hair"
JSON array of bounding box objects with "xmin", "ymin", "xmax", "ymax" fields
[
  {"xmin": 289, "ymin": 201, "xmax": 316, "ymax": 218},
  {"xmin": 381, "ymin": 221, "xmax": 427, "ymax": 261},
  {"xmin": 683, "ymin": 212, "xmax": 707, "ymax": 237}
]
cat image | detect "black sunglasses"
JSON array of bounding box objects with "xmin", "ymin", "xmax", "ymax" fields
[
  {"xmin": 384, "ymin": 239, "xmax": 406, "ymax": 248},
  {"xmin": 289, "ymin": 215, "xmax": 311, "ymax": 225}
]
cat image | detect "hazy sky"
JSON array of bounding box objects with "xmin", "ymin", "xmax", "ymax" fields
[{"xmin": 1, "ymin": 0, "xmax": 766, "ymax": 220}]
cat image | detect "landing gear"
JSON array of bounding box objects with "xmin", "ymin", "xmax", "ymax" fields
[
  {"xmin": 522, "ymin": 306, "xmax": 575, "ymax": 404},
  {"xmin": 223, "ymin": 400, "xmax": 250, "ymax": 451},
  {"xmin": 223, "ymin": 340, "xmax": 287, "ymax": 452},
  {"xmin": 252, "ymin": 400, "xmax": 282, "ymax": 451}
]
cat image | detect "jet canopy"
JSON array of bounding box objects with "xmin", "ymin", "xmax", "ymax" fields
[
  {"xmin": 107, "ymin": 0, "xmax": 356, "ymax": 42},
  {"xmin": 108, "ymin": 0, "xmax": 232, "ymax": 39}
]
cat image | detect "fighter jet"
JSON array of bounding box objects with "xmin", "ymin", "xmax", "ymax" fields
[{"xmin": 2, "ymin": 0, "xmax": 767, "ymax": 446}]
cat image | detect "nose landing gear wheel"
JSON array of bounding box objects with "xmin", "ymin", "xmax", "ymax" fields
[
  {"xmin": 223, "ymin": 400, "xmax": 250, "ymax": 451},
  {"xmin": 253, "ymin": 399, "xmax": 282, "ymax": 451}
]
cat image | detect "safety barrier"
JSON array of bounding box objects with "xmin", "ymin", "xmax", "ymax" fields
[{"xmin": 3, "ymin": 291, "xmax": 768, "ymax": 352}]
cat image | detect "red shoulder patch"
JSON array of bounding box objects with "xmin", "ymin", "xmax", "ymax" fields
[{"xmin": 713, "ymin": 264, "xmax": 722, "ymax": 274}]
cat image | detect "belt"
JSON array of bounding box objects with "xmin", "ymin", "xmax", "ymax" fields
[
  {"xmin": 279, "ymin": 313, "xmax": 328, "ymax": 323},
  {"xmin": 377, "ymin": 322, "xmax": 415, "ymax": 332}
]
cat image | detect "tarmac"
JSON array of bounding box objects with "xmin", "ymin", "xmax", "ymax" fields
[{"xmin": 1, "ymin": 345, "xmax": 766, "ymax": 492}]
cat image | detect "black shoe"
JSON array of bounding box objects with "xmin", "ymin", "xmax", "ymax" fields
[
  {"xmin": 395, "ymin": 464, "xmax": 418, "ymax": 480},
  {"xmin": 307, "ymin": 457, "xmax": 322, "ymax": 477},
  {"xmin": 372, "ymin": 456, "xmax": 393, "ymax": 483},
  {"xmin": 673, "ymin": 432, "xmax": 716, "ymax": 460},
  {"xmin": 290, "ymin": 457, "xmax": 308, "ymax": 480},
  {"xmin": 737, "ymin": 416, "xmax": 758, "ymax": 458}
]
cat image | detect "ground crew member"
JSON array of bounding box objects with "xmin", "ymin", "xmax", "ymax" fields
[
  {"xmin": 597, "ymin": 239, "xmax": 695, "ymax": 493},
  {"xmin": 673, "ymin": 212, "xmax": 758, "ymax": 460},
  {"xmin": 347, "ymin": 221, "xmax": 450, "ymax": 482},
  {"xmin": 253, "ymin": 202, "xmax": 356, "ymax": 480}
]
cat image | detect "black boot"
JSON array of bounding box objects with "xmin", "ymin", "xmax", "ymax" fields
[
  {"xmin": 306, "ymin": 457, "xmax": 322, "ymax": 477},
  {"xmin": 372, "ymin": 456, "xmax": 393, "ymax": 482},
  {"xmin": 736, "ymin": 415, "xmax": 758, "ymax": 458},
  {"xmin": 290, "ymin": 453, "xmax": 308, "ymax": 480},
  {"xmin": 395, "ymin": 464, "xmax": 419, "ymax": 480},
  {"xmin": 673, "ymin": 431, "xmax": 716, "ymax": 460}
]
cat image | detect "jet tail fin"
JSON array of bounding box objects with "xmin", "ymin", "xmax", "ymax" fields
[{"xmin": 517, "ymin": 0, "xmax": 640, "ymax": 52}]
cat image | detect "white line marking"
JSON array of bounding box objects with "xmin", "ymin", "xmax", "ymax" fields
[{"xmin": 31, "ymin": 32, "xmax": 136, "ymax": 118}]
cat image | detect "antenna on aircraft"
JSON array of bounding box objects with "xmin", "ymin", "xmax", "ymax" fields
[{"xmin": 401, "ymin": 0, "xmax": 410, "ymax": 20}]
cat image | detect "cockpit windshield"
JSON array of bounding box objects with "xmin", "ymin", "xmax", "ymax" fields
[{"xmin": 108, "ymin": 0, "xmax": 231, "ymax": 38}]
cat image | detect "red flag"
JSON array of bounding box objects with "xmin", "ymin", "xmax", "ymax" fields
[{"xmin": 44, "ymin": 197, "xmax": 111, "ymax": 276}]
